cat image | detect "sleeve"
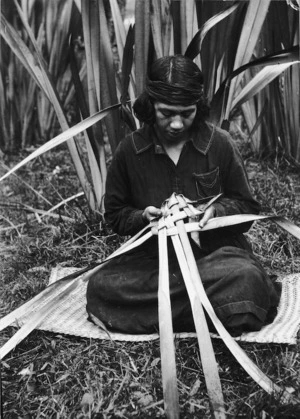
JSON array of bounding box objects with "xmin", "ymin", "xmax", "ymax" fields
[
  {"xmin": 104, "ymin": 140, "xmax": 148, "ymax": 236},
  {"xmin": 212, "ymin": 132, "xmax": 260, "ymax": 233}
]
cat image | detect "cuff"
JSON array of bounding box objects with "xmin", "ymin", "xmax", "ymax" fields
[{"xmin": 127, "ymin": 209, "xmax": 148, "ymax": 234}]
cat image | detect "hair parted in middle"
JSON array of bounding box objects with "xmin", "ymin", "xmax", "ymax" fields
[{"xmin": 133, "ymin": 55, "xmax": 210, "ymax": 126}]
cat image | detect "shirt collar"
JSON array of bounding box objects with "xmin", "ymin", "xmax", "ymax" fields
[{"xmin": 131, "ymin": 122, "xmax": 216, "ymax": 156}]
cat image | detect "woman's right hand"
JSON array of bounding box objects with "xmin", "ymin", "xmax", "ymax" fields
[{"xmin": 142, "ymin": 206, "xmax": 162, "ymax": 222}]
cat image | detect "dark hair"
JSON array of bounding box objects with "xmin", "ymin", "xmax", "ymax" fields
[{"xmin": 133, "ymin": 55, "xmax": 210, "ymax": 126}]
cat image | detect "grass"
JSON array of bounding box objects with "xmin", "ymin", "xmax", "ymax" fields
[{"xmin": 1, "ymin": 141, "xmax": 300, "ymax": 418}]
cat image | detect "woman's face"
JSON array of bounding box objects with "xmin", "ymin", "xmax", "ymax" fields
[{"xmin": 153, "ymin": 102, "xmax": 197, "ymax": 144}]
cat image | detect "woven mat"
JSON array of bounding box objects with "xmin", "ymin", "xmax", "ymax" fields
[{"xmin": 19, "ymin": 267, "xmax": 300, "ymax": 344}]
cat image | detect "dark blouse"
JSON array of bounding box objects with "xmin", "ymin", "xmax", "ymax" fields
[{"xmin": 104, "ymin": 122, "xmax": 260, "ymax": 248}]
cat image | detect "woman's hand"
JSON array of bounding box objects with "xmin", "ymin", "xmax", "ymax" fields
[
  {"xmin": 142, "ymin": 206, "xmax": 162, "ymax": 222},
  {"xmin": 198, "ymin": 205, "xmax": 216, "ymax": 229}
]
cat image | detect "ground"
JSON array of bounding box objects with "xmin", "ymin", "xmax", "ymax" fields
[{"xmin": 1, "ymin": 141, "xmax": 300, "ymax": 418}]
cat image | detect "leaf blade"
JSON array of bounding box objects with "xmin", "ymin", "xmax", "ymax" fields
[
  {"xmin": 0, "ymin": 104, "xmax": 121, "ymax": 183},
  {"xmin": 185, "ymin": 1, "xmax": 239, "ymax": 60},
  {"xmin": 224, "ymin": 0, "xmax": 272, "ymax": 119},
  {"xmin": 232, "ymin": 62, "xmax": 299, "ymax": 111},
  {"xmin": 157, "ymin": 218, "xmax": 180, "ymax": 418}
]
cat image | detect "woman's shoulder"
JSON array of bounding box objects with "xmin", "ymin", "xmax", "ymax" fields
[
  {"xmin": 206, "ymin": 122, "xmax": 238, "ymax": 153},
  {"xmin": 205, "ymin": 122, "xmax": 232, "ymax": 142},
  {"xmin": 118, "ymin": 125, "xmax": 154, "ymax": 155}
]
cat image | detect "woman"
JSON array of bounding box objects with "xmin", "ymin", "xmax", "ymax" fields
[{"xmin": 86, "ymin": 55, "xmax": 280, "ymax": 336}]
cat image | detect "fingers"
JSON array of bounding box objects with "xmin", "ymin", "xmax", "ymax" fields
[
  {"xmin": 199, "ymin": 206, "xmax": 216, "ymax": 229},
  {"xmin": 143, "ymin": 204, "xmax": 216, "ymax": 225},
  {"xmin": 142, "ymin": 206, "xmax": 162, "ymax": 222}
]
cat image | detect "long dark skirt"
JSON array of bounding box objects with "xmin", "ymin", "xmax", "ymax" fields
[{"xmin": 86, "ymin": 235, "xmax": 280, "ymax": 336}]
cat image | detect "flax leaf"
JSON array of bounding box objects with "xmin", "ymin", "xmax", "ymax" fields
[
  {"xmin": 8, "ymin": 2, "xmax": 96, "ymax": 210},
  {"xmin": 173, "ymin": 214, "xmax": 300, "ymax": 242},
  {"xmin": 0, "ymin": 104, "xmax": 121, "ymax": 183},
  {"xmin": 134, "ymin": 0, "xmax": 150, "ymax": 96},
  {"xmin": 158, "ymin": 218, "xmax": 179, "ymax": 418},
  {"xmin": 210, "ymin": 46, "xmax": 299, "ymax": 125},
  {"xmin": 0, "ymin": 278, "xmax": 82, "ymax": 360},
  {"xmin": 167, "ymin": 196, "xmax": 300, "ymax": 405},
  {"xmin": 98, "ymin": 0, "xmax": 120, "ymax": 154},
  {"xmin": 109, "ymin": 0, "xmax": 127, "ymax": 64},
  {"xmin": 185, "ymin": 1, "xmax": 239, "ymax": 60},
  {"xmin": 170, "ymin": 196, "xmax": 226, "ymax": 418},
  {"xmin": 232, "ymin": 62, "xmax": 300, "ymax": 111},
  {"xmin": 224, "ymin": 0, "xmax": 272, "ymax": 120},
  {"xmin": 151, "ymin": 0, "xmax": 164, "ymax": 58}
]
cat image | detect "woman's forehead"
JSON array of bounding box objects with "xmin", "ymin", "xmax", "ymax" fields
[{"xmin": 154, "ymin": 102, "xmax": 197, "ymax": 112}]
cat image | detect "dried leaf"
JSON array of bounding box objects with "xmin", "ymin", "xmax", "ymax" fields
[
  {"xmin": 18, "ymin": 364, "xmax": 34, "ymax": 378},
  {"xmin": 189, "ymin": 378, "xmax": 201, "ymax": 397},
  {"xmin": 81, "ymin": 392, "xmax": 94, "ymax": 409},
  {"xmin": 151, "ymin": 357, "xmax": 160, "ymax": 367},
  {"xmin": 137, "ymin": 394, "xmax": 154, "ymax": 407}
]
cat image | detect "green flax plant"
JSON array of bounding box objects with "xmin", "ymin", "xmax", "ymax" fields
[
  {"xmin": 238, "ymin": 1, "xmax": 300, "ymax": 160},
  {"xmin": 0, "ymin": 0, "xmax": 39, "ymax": 152},
  {"xmin": 185, "ymin": 0, "xmax": 299, "ymax": 161},
  {"xmin": 0, "ymin": 0, "xmax": 82, "ymax": 152},
  {"xmin": 0, "ymin": 0, "xmax": 299, "ymax": 213},
  {"xmin": 35, "ymin": 0, "xmax": 82, "ymax": 143}
]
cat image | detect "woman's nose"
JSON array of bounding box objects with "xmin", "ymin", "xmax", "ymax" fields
[{"xmin": 170, "ymin": 116, "xmax": 183, "ymax": 130}]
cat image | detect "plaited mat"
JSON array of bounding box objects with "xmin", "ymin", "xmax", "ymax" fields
[{"xmin": 19, "ymin": 267, "xmax": 300, "ymax": 344}]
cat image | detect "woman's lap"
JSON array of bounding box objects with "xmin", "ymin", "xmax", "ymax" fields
[{"xmin": 86, "ymin": 244, "xmax": 280, "ymax": 335}]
